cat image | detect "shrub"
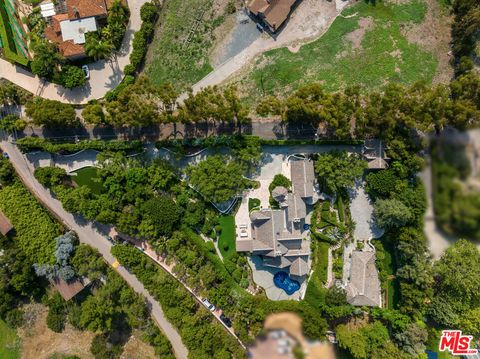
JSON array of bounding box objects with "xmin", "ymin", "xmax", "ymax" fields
[
  {"xmin": 16, "ymin": 137, "xmax": 143, "ymax": 154},
  {"xmin": 61, "ymin": 65, "xmax": 86, "ymax": 89},
  {"xmin": 123, "ymin": 64, "xmax": 135, "ymax": 76},
  {"xmin": 5, "ymin": 308, "xmax": 24, "ymax": 328}
]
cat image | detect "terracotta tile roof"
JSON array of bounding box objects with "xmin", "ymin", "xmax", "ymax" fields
[
  {"xmin": 44, "ymin": 13, "xmax": 69, "ymax": 43},
  {"xmin": 0, "ymin": 211, "xmax": 13, "ymax": 236},
  {"xmin": 66, "ymin": 0, "xmax": 107, "ymax": 19},
  {"xmin": 59, "ymin": 40, "xmax": 85, "ymax": 57}
]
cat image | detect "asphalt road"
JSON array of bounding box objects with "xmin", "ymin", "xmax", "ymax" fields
[{"xmin": 0, "ymin": 138, "xmax": 188, "ymax": 359}]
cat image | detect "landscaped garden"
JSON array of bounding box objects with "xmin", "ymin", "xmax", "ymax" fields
[
  {"xmin": 234, "ymin": 0, "xmax": 439, "ymax": 103},
  {"xmin": 70, "ymin": 167, "xmax": 103, "ymax": 195}
]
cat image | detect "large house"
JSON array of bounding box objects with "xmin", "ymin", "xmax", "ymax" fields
[
  {"xmin": 345, "ymin": 251, "xmax": 381, "ymax": 307},
  {"xmin": 247, "ymin": 0, "xmax": 297, "ymax": 33},
  {"xmin": 42, "ymin": 0, "xmax": 108, "ymax": 59},
  {"xmin": 236, "ymin": 158, "xmax": 316, "ymax": 279}
]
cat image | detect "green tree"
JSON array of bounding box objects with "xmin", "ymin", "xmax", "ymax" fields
[
  {"xmin": 61, "ymin": 66, "xmax": 86, "ymax": 89},
  {"xmin": 0, "ymin": 114, "xmax": 26, "ymax": 132},
  {"xmin": 71, "ymin": 244, "xmax": 107, "ymax": 281},
  {"xmin": 85, "ymin": 33, "xmax": 113, "ymax": 61},
  {"xmin": 140, "ymin": 196, "xmax": 180, "ymax": 237},
  {"xmin": 186, "ymin": 155, "xmax": 252, "ymax": 203},
  {"xmin": 315, "ymin": 151, "xmax": 366, "ymax": 194},
  {"xmin": 31, "ymin": 40, "xmax": 62, "ymax": 78},
  {"xmin": 374, "ymin": 198, "xmax": 413, "ymax": 229},
  {"xmin": 34, "ymin": 166, "xmax": 68, "ymax": 187},
  {"xmin": 82, "ymin": 102, "xmax": 106, "ymax": 125},
  {"xmin": 434, "ymin": 239, "xmax": 480, "ymax": 313},
  {"xmin": 25, "ymin": 98, "xmax": 77, "ymax": 128}
]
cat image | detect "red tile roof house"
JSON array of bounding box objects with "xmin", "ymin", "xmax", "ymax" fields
[
  {"xmin": 42, "ymin": 0, "xmax": 108, "ymax": 60},
  {"xmin": 247, "ymin": 0, "xmax": 298, "ymax": 33}
]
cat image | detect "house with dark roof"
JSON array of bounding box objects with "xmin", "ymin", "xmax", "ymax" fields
[
  {"xmin": 345, "ymin": 251, "xmax": 381, "ymax": 307},
  {"xmin": 0, "ymin": 210, "xmax": 14, "ymax": 237},
  {"xmin": 247, "ymin": 0, "xmax": 298, "ymax": 33},
  {"xmin": 50, "ymin": 277, "xmax": 90, "ymax": 301},
  {"xmin": 236, "ymin": 158, "xmax": 316, "ymax": 279}
]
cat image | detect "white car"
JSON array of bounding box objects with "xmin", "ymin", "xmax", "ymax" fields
[
  {"xmin": 81, "ymin": 65, "xmax": 90, "ymax": 79},
  {"xmin": 201, "ymin": 298, "xmax": 215, "ymax": 312}
]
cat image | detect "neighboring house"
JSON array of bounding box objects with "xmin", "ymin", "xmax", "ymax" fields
[
  {"xmin": 42, "ymin": 0, "xmax": 108, "ymax": 59},
  {"xmin": 345, "ymin": 251, "xmax": 381, "ymax": 307},
  {"xmin": 50, "ymin": 277, "xmax": 90, "ymax": 301},
  {"xmin": 237, "ymin": 158, "xmax": 316, "ymax": 279},
  {"xmin": 363, "ymin": 139, "xmax": 389, "ymax": 170},
  {"xmin": 0, "ymin": 210, "xmax": 14, "ymax": 236},
  {"xmin": 247, "ymin": 0, "xmax": 297, "ymax": 33}
]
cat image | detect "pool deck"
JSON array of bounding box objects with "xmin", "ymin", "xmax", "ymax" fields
[{"xmin": 248, "ymin": 255, "xmax": 307, "ymax": 301}]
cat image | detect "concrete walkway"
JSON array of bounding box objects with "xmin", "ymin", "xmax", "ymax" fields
[
  {"xmin": 0, "ymin": 138, "xmax": 188, "ymax": 359},
  {"xmin": 0, "ymin": 0, "xmax": 148, "ymax": 104}
]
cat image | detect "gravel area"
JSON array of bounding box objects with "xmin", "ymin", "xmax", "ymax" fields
[{"xmin": 349, "ymin": 182, "xmax": 383, "ymax": 241}]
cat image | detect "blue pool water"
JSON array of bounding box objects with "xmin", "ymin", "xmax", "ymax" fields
[{"xmin": 274, "ymin": 271, "xmax": 300, "ymax": 295}]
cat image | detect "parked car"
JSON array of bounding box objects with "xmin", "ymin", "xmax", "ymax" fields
[
  {"xmin": 2, "ymin": 152, "xmax": 9, "ymax": 159},
  {"xmin": 220, "ymin": 314, "xmax": 232, "ymax": 327},
  {"xmin": 81, "ymin": 65, "xmax": 90, "ymax": 79},
  {"xmin": 202, "ymin": 298, "xmax": 215, "ymax": 312}
]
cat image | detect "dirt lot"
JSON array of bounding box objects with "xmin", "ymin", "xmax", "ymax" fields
[
  {"xmin": 401, "ymin": 0, "xmax": 454, "ymax": 84},
  {"xmin": 17, "ymin": 304, "xmax": 157, "ymax": 359},
  {"xmin": 19, "ymin": 304, "xmax": 94, "ymax": 359}
]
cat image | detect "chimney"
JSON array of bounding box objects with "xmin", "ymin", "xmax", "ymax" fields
[{"xmin": 72, "ymin": 6, "xmax": 80, "ymax": 18}]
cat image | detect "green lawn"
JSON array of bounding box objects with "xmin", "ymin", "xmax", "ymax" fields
[
  {"xmin": 218, "ymin": 215, "xmax": 235, "ymax": 259},
  {"xmin": 305, "ymin": 240, "xmax": 329, "ymax": 308},
  {"xmin": 373, "ymin": 237, "xmax": 400, "ymax": 309},
  {"xmin": 0, "ymin": 319, "xmax": 20, "ymax": 359},
  {"xmin": 145, "ymin": 0, "xmax": 224, "ymax": 90},
  {"xmin": 71, "ymin": 167, "xmax": 103, "ymax": 195},
  {"xmin": 236, "ymin": 0, "xmax": 437, "ymax": 102}
]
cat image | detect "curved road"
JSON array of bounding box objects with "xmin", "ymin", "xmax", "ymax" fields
[
  {"xmin": 0, "ymin": 138, "xmax": 188, "ymax": 359},
  {"xmin": 0, "ymin": 0, "xmax": 148, "ymax": 104}
]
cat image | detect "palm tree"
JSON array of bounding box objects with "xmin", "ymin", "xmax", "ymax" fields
[{"xmin": 85, "ymin": 36, "xmax": 113, "ymax": 61}]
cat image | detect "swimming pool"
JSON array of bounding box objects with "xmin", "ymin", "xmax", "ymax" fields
[{"xmin": 273, "ymin": 271, "xmax": 300, "ymax": 295}]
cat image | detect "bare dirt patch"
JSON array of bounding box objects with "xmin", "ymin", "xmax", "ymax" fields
[
  {"xmin": 345, "ymin": 17, "xmax": 374, "ymax": 50},
  {"xmin": 19, "ymin": 304, "xmax": 94, "ymax": 359},
  {"xmin": 402, "ymin": 0, "xmax": 454, "ymax": 84},
  {"xmin": 121, "ymin": 331, "xmax": 156, "ymax": 359}
]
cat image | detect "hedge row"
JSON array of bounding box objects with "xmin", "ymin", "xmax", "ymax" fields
[
  {"xmin": 16, "ymin": 137, "xmax": 143, "ymax": 154},
  {"xmin": 156, "ymin": 135, "xmax": 364, "ymax": 150},
  {"xmin": 128, "ymin": 2, "xmax": 159, "ymax": 71}
]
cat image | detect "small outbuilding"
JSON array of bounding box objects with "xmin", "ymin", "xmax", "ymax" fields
[
  {"xmin": 50, "ymin": 277, "xmax": 90, "ymax": 301},
  {"xmin": 0, "ymin": 210, "xmax": 14, "ymax": 237}
]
